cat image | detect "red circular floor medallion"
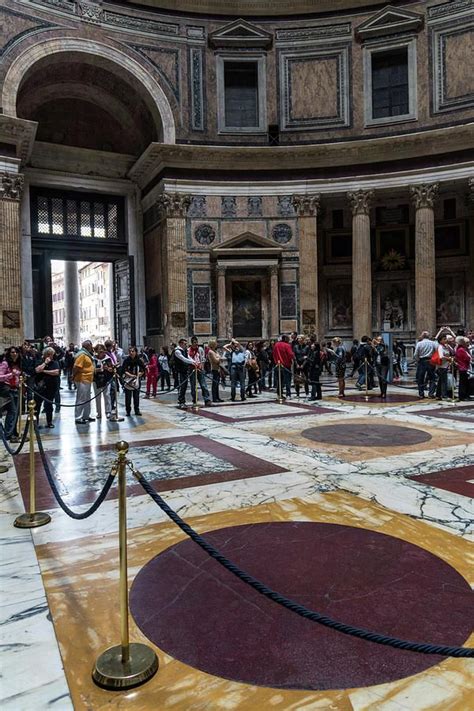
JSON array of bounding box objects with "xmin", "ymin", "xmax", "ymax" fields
[{"xmin": 130, "ymin": 522, "xmax": 473, "ymax": 690}]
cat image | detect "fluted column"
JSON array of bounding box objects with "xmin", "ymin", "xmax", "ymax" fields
[
  {"xmin": 0, "ymin": 173, "xmax": 24, "ymax": 350},
  {"xmin": 157, "ymin": 193, "xmax": 191, "ymax": 344},
  {"xmin": 217, "ymin": 265, "xmax": 227, "ymax": 340},
  {"xmin": 348, "ymin": 189, "xmax": 374, "ymax": 339},
  {"xmin": 292, "ymin": 194, "xmax": 320, "ymax": 336},
  {"xmin": 410, "ymin": 183, "xmax": 439, "ymax": 336},
  {"xmin": 270, "ymin": 265, "xmax": 279, "ymax": 338},
  {"xmin": 64, "ymin": 261, "xmax": 81, "ymax": 345}
]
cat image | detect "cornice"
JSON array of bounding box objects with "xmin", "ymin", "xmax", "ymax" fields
[
  {"xmin": 129, "ymin": 123, "xmax": 474, "ymax": 192},
  {"xmin": 0, "ymin": 115, "xmax": 38, "ymax": 165},
  {"xmin": 113, "ymin": 0, "xmax": 389, "ymax": 17}
]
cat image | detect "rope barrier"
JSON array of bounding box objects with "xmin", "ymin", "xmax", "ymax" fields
[
  {"xmin": 34, "ymin": 424, "xmax": 116, "ymax": 519},
  {"xmin": 132, "ymin": 468, "xmax": 474, "ymax": 659},
  {"xmin": 0, "ymin": 416, "xmax": 30, "ymax": 456},
  {"xmin": 26, "ymin": 382, "xmax": 103, "ymax": 407}
]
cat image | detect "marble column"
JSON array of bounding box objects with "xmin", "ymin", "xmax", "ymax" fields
[
  {"xmin": 292, "ymin": 194, "xmax": 320, "ymax": 336},
  {"xmin": 270, "ymin": 265, "xmax": 279, "ymax": 338},
  {"xmin": 410, "ymin": 183, "xmax": 439, "ymax": 336},
  {"xmin": 347, "ymin": 189, "xmax": 374, "ymax": 339},
  {"xmin": 466, "ymin": 178, "xmax": 474, "ymax": 330},
  {"xmin": 157, "ymin": 193, "xmax": 191, "ymax": 344},
  {"xmin": 217, "ymin": 265, "xmax": 227, "ymax": 340},
  {"xmin": 64, "ymin": 261, "xmax": 81, "ymax": 345},
  {"xmin": 0, "ymin": 172, "xmax": 24, "ymax": 351}
]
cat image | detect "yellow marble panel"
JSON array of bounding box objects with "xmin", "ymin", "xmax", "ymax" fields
[
  {"xmin": 290, "ymin": 57, "xmax": 339, "ymax": 120},
  {"xmin": 445, "ymin": 31, "xmax": 474, "ymax": 99},
  {"xmin": 35, "ymin": 493, "xmax": 473, "ymax": 710}
]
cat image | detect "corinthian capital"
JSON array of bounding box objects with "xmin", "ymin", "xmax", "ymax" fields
[
  {"xmin": 410, "ymin": 183, "xmax": 439, "ymax": 209},
  {"xmin": 0, "ymin": 172, "xmax": 24, "ymax": 201},
  {"xmin": 347, "ymin": 189, "xmax": 374, "ymax": 216},
  {"xmin": 292, "ymin": 193, "xmax": 320, "ymax": 217},
  {"xmin": 157, "ymin": 192, "xmax": 191, "ymax": 218}
]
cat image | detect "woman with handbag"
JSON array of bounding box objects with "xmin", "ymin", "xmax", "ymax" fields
[
  {"xmin": 306, "ymin": 342, "xmax": 323, "ymax": 401},
  {"xmin": 121, "ymin": 346, "xmax": 146, "ymax": 416},
  {"xmin": 34, "ymin": 347, "xmax": 60, "ymax": 429},
  {"xmin": 0, "ymin": 346, "xmax": 22, "ymax": 440}
]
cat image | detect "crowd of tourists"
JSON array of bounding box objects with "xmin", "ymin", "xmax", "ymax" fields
[{"xmin": 0, "ymin": 327, "xmax": 473, "ymax": 436}]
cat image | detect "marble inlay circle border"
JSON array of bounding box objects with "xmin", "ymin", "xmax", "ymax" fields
[
  {"xmin": 301, "ymin": 423, "xmax": 432, "ymax": 446},
  {"xmin": 130, "ymin": 522, "xmax": 473, "ymax": 690}
]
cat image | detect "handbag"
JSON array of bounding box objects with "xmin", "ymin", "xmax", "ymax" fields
[{"xmin": 430, "ymin": 351, "xmax": 442, "ymax": 367}]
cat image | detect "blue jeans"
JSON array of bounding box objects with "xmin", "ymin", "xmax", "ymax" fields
[
  {"xmin": 3, "ymin": 389, "xmax": 18, "ymax": 437},
  {"xmin": 276, "ymin": 366, "xmax": 291, "ymax": 397},
  {"xmin": 230, "ymin": 364, "xmax": 246, "ymax": 399},
  {"xmin": 190, "ymin": 369, "xmax": 210, "ymax": 404},
  {"xmin": 416, "ymin": 359, "xmax": 436, "ymax": 396}
]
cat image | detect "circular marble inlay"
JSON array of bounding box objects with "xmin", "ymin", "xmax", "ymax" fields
[
  {"xmin": 301, "ymin": 423, "xmax": 432, "ymax": 446},
  {"xmin": 130, "ymin": 522, "xmax": 473, "ymax": 690},
  {"xmin": 343, "ymin": 393, "xmax": 419, "ymax": 403},
  {"xmin": 272, "ymin": 222, "xmax": 293, "ymax": 244},
  {"xmin": 194, "ymin": 223, "xmax": 216, "ymax": 245}
]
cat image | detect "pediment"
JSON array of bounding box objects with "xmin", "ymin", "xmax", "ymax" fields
[
  {"xmin": 213, "ymin": 231, "xmax": 281, "ymax": 252},
  {"xmin": 356, "ymin": 6, "xmax": 423, "ymax": 41},
  {"xmin": 209, "ymin": 19, "xmax": 273, "ymax": 49}
]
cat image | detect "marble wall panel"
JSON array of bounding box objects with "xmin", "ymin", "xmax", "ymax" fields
[
  {"xmin": 288, "ymin": 57, "xmax": 339, "ymax": 120},
  {"xmin": 221, "ymin": 221, "xmax": 267, "ymax": 241},
  {"xmin": 444, "ymin": 30, "xmax": 474, "ymax": 99},
  {"xmin": 281, "ymin": 269, "xmax": 297, "ymax": 283},
  {"xmin": 192, "ymin": 270, "xmax": 211, "ymax": 284}
]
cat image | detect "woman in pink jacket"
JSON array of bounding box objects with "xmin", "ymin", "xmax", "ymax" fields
[
  {"xmin": 455, "ymin": 338, "xmax": 472, "ymax": 401},
  {"xmin": 0, "ymin": 347, "xmax": 22, "ymax": 440}
]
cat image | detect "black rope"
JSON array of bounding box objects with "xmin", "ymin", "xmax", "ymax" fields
[
  {"xmin": 0, "ymin": 417, "xmax": 30, "ymax": 456},
  {"xmin": 34, "ymin": 424, "xmax": 116, "ymax": 519},
  {"xmin": 26, "ymin": 383, "xmax": 103, "ymax": 407},
  {"xmin": 135, "ymin": 474, "xmax": 474, "ymax": 659}
]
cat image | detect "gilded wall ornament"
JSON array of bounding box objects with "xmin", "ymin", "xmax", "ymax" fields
[
  {"xmin": 409, "ymin": 183, "xmax": 439, "ymax": 209},
  {"xmin": 347, "ymin": 189, "xmax": 374, "ymax": 216},
  {"xmin": 194, "ymin": 223, "xmax": 216, "ymax": 245},
  {"xmin": 272, "ymin": 223, "xmax": 293, "ymax": 244}
]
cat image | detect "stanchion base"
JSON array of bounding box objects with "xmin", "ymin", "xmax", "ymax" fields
[
  {"xmin": 14, "ymin": 512, "xmax": 51, "ymax": 528},
  {"xmin": 109, "ymin": 416, "xmax": 125, "ymax": 422},
  {"xmin": 92, "ymin": 643, "xmax": 158, "ymax": 690},
  {"xmin": 277, "ymin": 397, "xmax": 285, "ymax": 404},
  {"xmin": 0, "ymin": 465, "xmax": 9, "ymax": 473},
  {"xmin": 192, "ymin": 405, "xmax": 199, "ymax": 412}
]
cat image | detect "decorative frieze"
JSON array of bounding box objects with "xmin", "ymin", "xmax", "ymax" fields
[
  {"xmin": 188, "ymin": 195, "xmax": 207, "ymax": 218},
  {"xmin": 409, "ymin": 184, "xmax": 439, "ymax": 210},
  {"xmin": 428, "ymin": 0, "xmax": 474, "ymax": 21},
  {"xmin": 157, "ymin": 193, "xmax": 191, "ymax": 218},
  {"xmin": 292, "ymin": 194, "xmax": 320, "ymax": 217},
  {"xmin": 0, "ymin": 173, "xmax": 24, "ymax": 201},
  {"xmin": 276, "ymin": 23, "xmax": 351, "ymax": 43},
  {"xmin": 277, "ymin": 195, "xmax": 295, "ymax": 217},
  {"xmin": 347, "ymin": 189, "xmax": 374, "ymax": 216},
  {"xmin": 76, "ymin": 0, "xmax": 103, "ymax": 24},
  {"xmin": 247, "ymin": 196, "xmax": 263, "ymax": 217},
  {"xmin": 221, "ymin": 196, "xmax": 237, "ymax": 218}
]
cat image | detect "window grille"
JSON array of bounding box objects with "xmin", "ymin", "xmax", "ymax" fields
[
  {"xmin": 372, "ymin": 48, "xmax": 409, "ymax": 119},
  {"xmin": 31, "ymin": 188, "xmax": 125, "ymax": 242}
]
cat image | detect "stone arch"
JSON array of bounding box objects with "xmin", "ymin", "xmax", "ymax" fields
[{"xmin": 2, "ymin": 37, "xmax": 176, "ymax": 144}]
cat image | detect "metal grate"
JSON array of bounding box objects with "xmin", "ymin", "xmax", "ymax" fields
[{"xmin": 31, "ymin": 188, "xmax": 125, "ymax": 242}]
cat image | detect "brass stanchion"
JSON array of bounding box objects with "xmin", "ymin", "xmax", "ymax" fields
[
  {"xmin": 277, "ymin": 363, "xmax": 284, "ymax": 404},
  {"xmin": 92, "ymin": 441, "xmax": 158, "ymax": 690},
  {"xmin": 109, "ymin": 370, "xmax": 124, "ymax": 422},
  {"xmin": 192, "ymin": 366, "xmax": 199, "ymax": 411},
  {"xmin": 364, "ymin": 359, "xmax": 369, "ymax": 402},
  {"xmin": 14, "ymin": 400, "xmax": 51, "ymax": 529}
]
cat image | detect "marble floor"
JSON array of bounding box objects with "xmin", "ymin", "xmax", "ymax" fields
[{"xmin": 0, "ymin": 375, "xmax": 473, "ymax": 710}]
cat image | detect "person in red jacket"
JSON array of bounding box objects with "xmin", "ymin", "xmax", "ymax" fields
[
  {"xmin": 272, "ymin": 334, "xmax": 295, "ymax": 399},
  {"xmin": 455, "ymin": 338, "xmax": 472, "ymax": 401}
]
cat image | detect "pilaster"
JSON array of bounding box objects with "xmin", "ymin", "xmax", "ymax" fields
[
  {"xmin": 347, "ymin": 189, "xmax": 374, "ymax": 338},
  {"xmin": 270, "ymin": 265, "xmax": 279, "ymax": 338},
  {"xmin": 0, "ymin": 172, "xmax": 24, "ymax": 350},
  {"xmin": 410, "ymin": 183, "xmax": 439, "ymax": 336},
  {"xmin": 157, "ymin": 192, "xmax": 191, "ymax": 343},
  {"xmin": 292, "ymin": 194, "xmax": 320, "ymax": 336}
]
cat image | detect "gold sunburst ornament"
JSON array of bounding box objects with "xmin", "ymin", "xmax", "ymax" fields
[{"xmin": 381, "ymin": 249, "xmax": 406, "ymax": 271}]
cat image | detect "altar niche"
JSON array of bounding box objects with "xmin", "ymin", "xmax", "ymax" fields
[{"xmin": 232, "ymin": 279, "xmax": 262, "ymax": 338}]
